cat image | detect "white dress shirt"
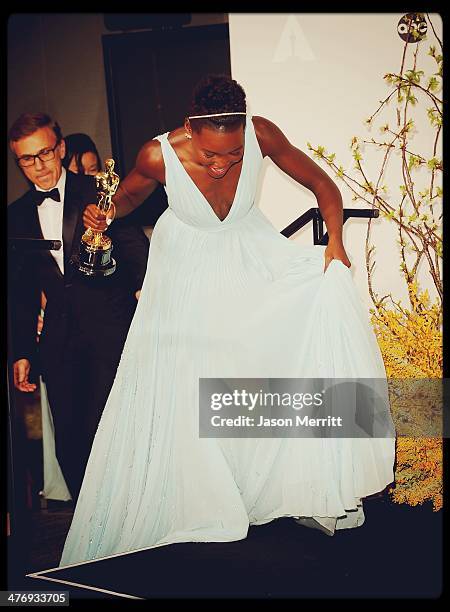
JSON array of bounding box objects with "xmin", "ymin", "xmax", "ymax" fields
[{"xmin": 36, "ymin": 167, "xmax": 66, "ymax": 275}]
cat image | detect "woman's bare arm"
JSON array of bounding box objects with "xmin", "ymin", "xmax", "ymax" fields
[
  {"xmin": 113, "ymin": 140, "xmax": 164, "ymax": 218},
  {"xmin": 253, "ymin": 116, "xmax": 344, "ymax": 243},
  {"xmin": 83, "ymin": 139, "xmax": 164, "ymax": 230}
]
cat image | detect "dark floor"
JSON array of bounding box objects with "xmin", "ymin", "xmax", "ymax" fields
[
  {"xmin": 7, "ymin": 491, "xmax": 443, "ymax": 600},
  {"xmin": 28, "ymin": 502, "xmax": 75, "ymax": 573},
  {"xmin": 7, "ymin": 401, "xmax": 444, "ymax": 599}
]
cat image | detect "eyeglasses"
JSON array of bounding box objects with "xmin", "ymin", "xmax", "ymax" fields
[{"xmin": 16, "ymin": 141, "xmax": 61, "ymax": 168}]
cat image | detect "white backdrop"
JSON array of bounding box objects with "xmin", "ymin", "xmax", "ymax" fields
[{"xmin": 229, "ymin": 13, "xmax": 442, "ymax": 309}]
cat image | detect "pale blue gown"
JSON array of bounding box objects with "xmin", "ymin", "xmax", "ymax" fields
[{"xmin": 59, "ymin": 115, "xmax": 395, "ymax": 568}]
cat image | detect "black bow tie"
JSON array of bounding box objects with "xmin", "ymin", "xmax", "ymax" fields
[{"xmin": 33, "ymin": 188, "xmax": 61, "ymax": 206}]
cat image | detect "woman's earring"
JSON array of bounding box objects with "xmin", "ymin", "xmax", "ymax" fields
[{"xmin": 185, "ymin": 132, "xmax": 192, "ymax": 139}]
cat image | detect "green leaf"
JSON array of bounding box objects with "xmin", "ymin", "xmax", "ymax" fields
[
  {"xmin": 427, "ymin": 157, "xmax": 441, "ymax": 170},
  {"xmin": 428, "ymin": 76, "xmax": 439, "ymax": 92},
  {"xmin": 427, "ymin": 108, "xmax": 439, "ymax": 126},
  {"xmin": 408, "ymin": 154, "xmax": 421, "ymax": 171}
]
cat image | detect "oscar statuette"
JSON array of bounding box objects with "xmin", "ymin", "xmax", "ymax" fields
[{"xmin": 78, "ymin": 159, "xmax": 119, "ymax": 276}]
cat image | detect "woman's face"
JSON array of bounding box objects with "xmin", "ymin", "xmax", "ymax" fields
[
  {"xmin": 190, "ymin": 126, "xmax": 245, "ymax": 180},
  {"xmin": 68, "ymin": 151, "xmax": 100, "ymax": 176}
]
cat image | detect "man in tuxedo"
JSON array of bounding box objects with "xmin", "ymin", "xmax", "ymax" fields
[{"xmin": 8, "ymin": 112, "xmax": 149, "ymax": 504}]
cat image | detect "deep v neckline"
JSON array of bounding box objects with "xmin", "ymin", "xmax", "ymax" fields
[{"xmin": 165, "ymin": 121, "xmax": 248, "ymax": 223}]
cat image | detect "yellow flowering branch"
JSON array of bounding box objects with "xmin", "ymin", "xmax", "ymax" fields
[{"xmin": 308, "ymin": 13, "xmax": 443, "ymax": 511}]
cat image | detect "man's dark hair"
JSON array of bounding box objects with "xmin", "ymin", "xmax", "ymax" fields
[
  {"xmin": 188, "ymin": 74, "xmax": 247, "ymax": 133},
  {"xmin": 63, "ymin": 133, "xmax": 102, "ymax": 174},
  {"xmin": 8, "ymin": 112, "xmax": 63, "ymax": 149}
]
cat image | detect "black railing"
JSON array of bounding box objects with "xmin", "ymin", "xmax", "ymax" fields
[
  {"xmin": 8, "ymin": 238, "xmax": 62, "ymax": 252},
  {"xmin": 281, "ymin": 208, "xmax": 379, "ymax": 244}
]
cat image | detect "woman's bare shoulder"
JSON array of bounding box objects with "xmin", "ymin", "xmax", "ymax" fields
[
  {"xmin": 167, "ymin": 127, "xmax": 190, "ymax": 161},
  {"xmin": 138, "ymin": 137, "xmax": 163, "ymax": 163},
  {"xmin": 135, "ymin": 137, "xmax": 166, "ymax": 182},
  {"xmin": 252, "ymin": 115, "xmax": 291, "ymax": 158},
  {"xmin": 252, "ymin": 115, "xmax": 281, "ymax": 157}
]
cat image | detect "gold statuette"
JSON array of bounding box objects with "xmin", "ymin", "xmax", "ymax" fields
[{"xmin": 78, "ymin": 159, "xmax": 119, "ymax": 276}]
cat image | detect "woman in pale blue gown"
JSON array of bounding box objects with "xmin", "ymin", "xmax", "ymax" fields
[{"xmin": 59, "ymin": 74, "xmax": 395, "ymax": 568}]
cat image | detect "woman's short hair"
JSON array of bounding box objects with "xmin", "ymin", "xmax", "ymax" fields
[{"xmin": 188, "ymin": 74, "xmax": 247, "ymax": 133}]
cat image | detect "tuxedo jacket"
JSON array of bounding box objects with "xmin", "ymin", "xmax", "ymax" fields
[{"xmin": 8, "ymin": 170, "xmax": 150, "ymax": 378}]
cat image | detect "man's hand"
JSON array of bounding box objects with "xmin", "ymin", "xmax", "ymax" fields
[
  {"xmin": 135, "ymin": 290, "xmax": 141, "ymax": 300},
  {"xmin": 323, "ymin": 237, "xmax": 352, "ymax": 273},
  {"xmin": 83, "ymin": 204, "xmax": 115, "ymax": 232},
  {"xmin": 13, "ymin": 359, "xmax": 37, "ymax": 392}
]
